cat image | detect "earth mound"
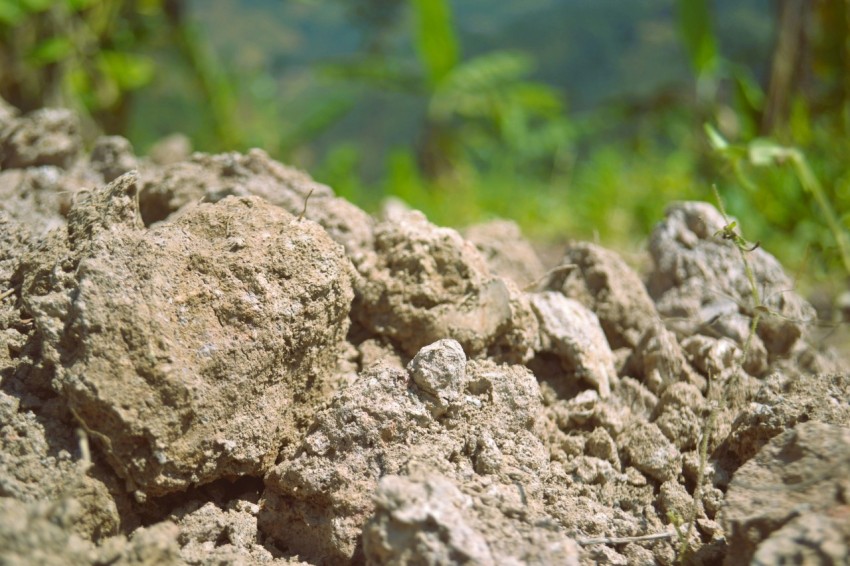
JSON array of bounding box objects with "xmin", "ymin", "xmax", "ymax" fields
[{"xmin": 1, "ymin": 100, "xmax": 847, "ymax": 565}]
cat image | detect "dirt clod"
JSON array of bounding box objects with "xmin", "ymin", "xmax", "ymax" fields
[
  {"xmin": 355, "ymin": 210, "xmax": 537, "ymax": 362},
  {"xmin": 89, "ymin": 136, "xmax": 138, "ymax": 184},
  {"xmin": 464, "ymin": 219, "xmax": 546, "ymax": 288},
  {"xmin": 530, "ymin": 291, "xmax": 616, "ymax": 397},
  {"xmin": 722, "ymin": 420, "xmax": 850, "ymax": 564},
  {"xmin": 618, "ymin": 421, "xmax": 682, "ymax": 483},
  {"xmin": 547, "ymin": 241, "xmax": 659, "ymax": 350},
  {"xmin": 0, "ymin": 107, "xmax": 81, "ymax": 170},
  {"xmin": 21, "ymin": 173, "xmax": 355, "ymax": 497},
  {"xmin": 407, "ymin": 338, "xmax": 468, "ymax": 418}
]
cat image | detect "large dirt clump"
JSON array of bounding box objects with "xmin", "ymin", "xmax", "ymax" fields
[
  {"xmin": 354, "ymin": 210, "xmax": 539, "ymax": 363},
  {"xmin": 18, "ymin": 172, "xmax": 355, "ymax": 498},
  {"xmin": 722, "ymin": 420, "xmax": 850, "ymax": 564}
]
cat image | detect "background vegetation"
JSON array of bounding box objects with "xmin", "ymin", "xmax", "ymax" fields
[{"xmin": 2, "ymin": 0, "xmax": 848, "ymax": 300}]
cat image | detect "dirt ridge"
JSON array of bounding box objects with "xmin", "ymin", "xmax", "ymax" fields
[{"xmin": 1, "ymin": 101, "xmax": 847, "ymax": 565}]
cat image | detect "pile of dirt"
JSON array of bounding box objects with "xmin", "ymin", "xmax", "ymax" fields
[{"xmin": 1, "ymin": 101, "xmax": 848, "ymax": 565}]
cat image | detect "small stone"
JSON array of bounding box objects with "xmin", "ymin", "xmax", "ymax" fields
[
  {"xmin": 619, "ymin": 422, "xmax": 682, "ymax": 483},
  {"xmin": 408, "ymin": 338, "xmax": 468, "ymax": 418},
  {"xmin": 567, "ymin": 389, "xmax": 600, "ymax": 425},
  {"xmin": 696, "ymin": 517, "xmax": 721, "ymax": 538},
  {"xmin": 586, "ymin": 427, "xmax": 620, "ymax": 469},
  {"xmin": 0, "ymin": 108, "xmax": 81, "ymax": 169},
  {"xmin": 472, "ymin": 432, "xmax": 503, "ymax": 475},
  {"xmin": 658, "ymin": 480, "xmax": 693, "ymax": 520},
  {"xmin": 90, "ymin": 136, "xmax": 137, "ymax": 183},
  {"xmin": 531, "ymin": 292, "xmax": 615, "ymax": 397}
]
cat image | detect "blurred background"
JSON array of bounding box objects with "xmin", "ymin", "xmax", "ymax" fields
[{"xmin": 1, "ymin": 0, "xmax": 849, "ymax": 300}]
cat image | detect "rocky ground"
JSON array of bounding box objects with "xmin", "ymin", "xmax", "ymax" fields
[{"xmin": 0, "ymin": 100, "xmax": 848, "ymax": 565}]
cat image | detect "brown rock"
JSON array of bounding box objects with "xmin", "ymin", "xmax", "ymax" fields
[
  {"xmin": 648, "ymin": 201, "xmax": 818, "ymax": 361},
  {"xmin": 547, "ymin": 242, "xmax": 659, "ymax": 350},
  {"xmin": 0, "ymin": 108, "xmax": 81, "ymax": 170},
  {"xmin": 619, "ymin": 422, "xmax": 682, "ymax": 483},
  {"xmin": 138, "ymin": 149, "xmax": 374, "ymax": 261},
  {"xmin": 356, "ymin": 210, "xmax": 537, "ymax": 361},
  {"xmin": 722, "ymin": 421, "xmax": 850, "ymax": 564},
  {"xmin": 464, "ymin": 219, "xmax": 546, "ymax": 288},
  {"xmin": 22, "ymin": 173, "xmax": 355, "ymax": 496},
  {"xmin": 530, "ymin": 291, "xmax": 616, "ymax": 397}
]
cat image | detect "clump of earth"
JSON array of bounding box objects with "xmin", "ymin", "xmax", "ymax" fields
[{"xmin": 1, "ymin": 100, "xmax": 848, "ymax": 565}]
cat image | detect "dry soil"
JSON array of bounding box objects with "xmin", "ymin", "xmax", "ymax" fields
[{"xmin": 1, "ymin": 100, "xmax": 848, "ymax": 565}]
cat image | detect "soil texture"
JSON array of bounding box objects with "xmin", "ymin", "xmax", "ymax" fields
[{"xmin": 1, "ymin": 101, "xmax": 848, "ymax": 565}]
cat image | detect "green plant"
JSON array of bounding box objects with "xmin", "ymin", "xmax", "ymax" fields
[
  {"xmin": 676, "ymin": 0, "xmax": 719, "ymax": 105},
  {"xmin": 674, "ymin": 187, "xmax": 765, "ymax": 563},
  {"xmin": 0, "ymin": 0, "xmax": 158, "ymax": 131},
  {"xmin": 706, "ymin": 125, "xmax": 850, "ymax": 280},
  {"xmin": 675, "ymin": 399, "xmax": 717, "ymax": 563},
  {"xmin": 321, "ymin": 0, "xmax": 573, "ymax": 183},
  {"xmin": 710, "ymin": 184, "xmax": 765, "ymax": 364}
]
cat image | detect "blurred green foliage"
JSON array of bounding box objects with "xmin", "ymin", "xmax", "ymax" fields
[
  {"xmin": 1, "ymin": 0, "xmax": 848, "ymax": 293},
  {"xmin": 673, "ymin": 0, "xmax": 850, "ymax": 286},
  {"xmin": 0, "ymin": 0, "xmax": 163, "ymax": 133}
]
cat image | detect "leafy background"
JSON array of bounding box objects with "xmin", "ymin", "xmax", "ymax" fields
[{"xmin": 1, "ymin": 0, "xmax": 848, "ymax": 305}]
